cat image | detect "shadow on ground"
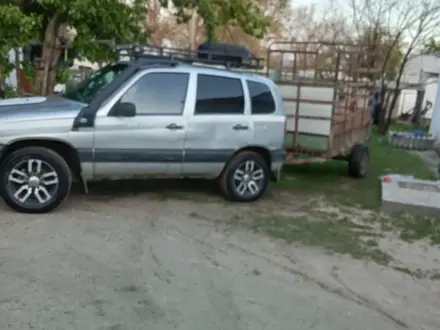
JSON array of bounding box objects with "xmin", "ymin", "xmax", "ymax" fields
[{"xmin": 74, "ymin": 178, "xmax": 222, "ymax": 201}]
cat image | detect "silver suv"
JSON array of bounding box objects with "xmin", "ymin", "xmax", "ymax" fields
[{"xmin": 0, "ymin": 44, "xmax": 286, "ymax": 213}]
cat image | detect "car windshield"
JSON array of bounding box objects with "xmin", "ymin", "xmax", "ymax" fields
[{"xmin": 62, "ymin": 63, "xmax": 128, "ymax": 103}]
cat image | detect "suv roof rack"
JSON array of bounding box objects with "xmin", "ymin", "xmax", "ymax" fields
[{"xmin": 115, "ymin": 43, "xmax": 264, "ymax": 70}]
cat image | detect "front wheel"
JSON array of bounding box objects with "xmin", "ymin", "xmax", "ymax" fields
[
  {"xmin": 219, "ymin": 151, "xmax": 270, "ymax": 202},
  {"xmin": 0, "ymin": 147, "xmax": 72, "ymax": 213}
]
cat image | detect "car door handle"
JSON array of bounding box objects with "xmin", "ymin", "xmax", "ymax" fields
[
  {"xmin": 166, "ymin": 123, "xmax": 184, "ymax": 130},
  {"xmin": 232, "ymin": 124, "xmax": 249, "ymax": 130}
]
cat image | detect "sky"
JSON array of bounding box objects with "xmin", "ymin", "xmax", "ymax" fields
[
  {"xmin": 291, "ymin": 0, "xmax": 403, "ymax": 23},
  {"xmin": 294, "ymin": 0, "xmax": 330, "ymax": 7},
  {"xmin": 290, "ymin": 0, "xmax": 440, "ymax": 44},
  {"xmin": 290, "ymin": 0, "xmax": 349, "ymax": 21}
]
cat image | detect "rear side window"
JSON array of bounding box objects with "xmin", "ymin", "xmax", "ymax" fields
[
  {"xmin": 247, "ymin": 80, "xmax": 276, "ymax": 114},
  {"xmin": 195, "ymin": 74, "xmax": 244, "ymax": 115}
]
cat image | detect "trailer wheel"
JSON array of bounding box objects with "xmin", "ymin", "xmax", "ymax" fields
[{"xmin": 348, "ymin": 144, "xmax": 369, "ymax": 178}]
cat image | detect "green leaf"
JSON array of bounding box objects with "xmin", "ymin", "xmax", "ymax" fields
[{"xmin": 167, "ymin": 0, "xmax": 269, "ymax": 42}]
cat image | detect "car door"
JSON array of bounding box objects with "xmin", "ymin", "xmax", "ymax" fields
[
  {"xmin": 92, "ymin": 69, "xmax": 191, "ymax": 179},
  {"xmin": 182, "ymin": 72, "xmax": 253, "ymax": 177}
]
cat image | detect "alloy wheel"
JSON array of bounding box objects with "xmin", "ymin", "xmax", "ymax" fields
[
  {"xmin": 232, "ymin": 160, "xmax": 265, "ymax": 198},
  {"xmin": 7, "ymin": 159, "xmax": 59, "ymax": 206}
]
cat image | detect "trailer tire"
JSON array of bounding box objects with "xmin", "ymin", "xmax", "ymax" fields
[{"xmin": 348, "ymin": 144, "xmax": 369, "ymax": 178}]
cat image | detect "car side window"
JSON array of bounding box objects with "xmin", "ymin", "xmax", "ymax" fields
[
  {"xmin": 247, "ymin": 80, "xmax": 276, "ymax": 114},
  {"xmin": 195, "ymin": 74, "xmax": 244, "ymax": 115},
  {"xmin": 120, "ymin": 72, "xmax": 189, "ymax": 115}
]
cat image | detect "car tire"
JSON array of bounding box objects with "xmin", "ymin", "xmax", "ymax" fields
[
  {"xmin": 220, "ymin": 151, "xmax": 270, "ymax": 202},
  {"xmin": 348, "ymin": 144, "xmax": 369, "ymax": 178},
  {"xmin": 0, "ymin": 147, "xmax": 72, "ymax": 213}
]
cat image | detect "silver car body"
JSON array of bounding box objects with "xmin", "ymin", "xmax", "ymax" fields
[{"xmin": 0, "ymin": 65, "xmax": 286, "ymax": 184}]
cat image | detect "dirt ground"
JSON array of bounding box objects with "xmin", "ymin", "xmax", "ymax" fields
[{"xmin": 0, "ymin": 181, "xmax": 439, "ymax": 330}]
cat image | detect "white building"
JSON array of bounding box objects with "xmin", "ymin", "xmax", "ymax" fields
[
  {"xmin": 5, "ymin": 48, "xmax": 23, "ymax": 89},
  {"xmin": 397, "ymin": 53, "xmax": 440, "ymax": 122}
]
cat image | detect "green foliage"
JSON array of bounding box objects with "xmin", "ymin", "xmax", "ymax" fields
[
  {"xmin": 424, "ymin": 38, "xmax": 440, "ymax": 53},
  {"xmin": 0, "ymin": 0, "xmax": 148, "ymax": 77},
  {"xmin": 21, "ymin": 60, "xmax": 37, "ymax": 88},
  {"xmin": 4, "ymin": 84, "xmax": 19, "ymax": 98},
  {"xmin": 1, "ymin": 0, "xmax": 268, "ymax": 93},
  {"xmin": 33, "ymin": 0, "xmax": 148, "ymax": 62},
  {"xmin": 160, "ymin": 0, "xmax": 269, "ymax": 42},
  {"xmin": 384, "ymin": 42, "xmax": 403, "ymax": 81},
  {"xmin": 0, "ymin": 4, "xmax": 40, "ymax": 47},
  {"xmin": 56, "ymin": 69, "xmax": 70, "ymax": 84},
  {"xmin": 0, "ymin": 3, "xmax": 40, "ymax": 77}
]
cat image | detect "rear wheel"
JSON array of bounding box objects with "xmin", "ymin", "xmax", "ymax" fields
[
  {"xmin": 348, "ymin": 144, "xmax": 369, "ymax": 178},
  {"xmin": 0, "ymin": 147, "xmax": 72, "ymax": 213},
  {"xmin": 220, "ymin": 151, "xmax": 270, "ymax": 202}
]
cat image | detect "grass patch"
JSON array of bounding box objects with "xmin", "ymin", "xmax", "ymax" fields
[
  {"xmin": 389, "ymin": 123, "xmax": 429, "ymax": 133},
  {"xmin": 276, "ymin": 125, "xmax": 434, "ymax": 209},
  {"xmin": 383, "ymin": 213, "xmax": 440, "ymax": 244},
  {"xmin": 392, "ymin": 266, "xmax": 440, "ymax": 280},
  {"xmin": 250, "ymin": 215, "xmax": 392, "ymax": 265}
]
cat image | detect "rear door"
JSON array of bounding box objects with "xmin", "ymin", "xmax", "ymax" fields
[
  {"xmin": 182, "ymin": 72, "xmax": 253, "ymax": 177},
  {"xmin": 246, "ymin": 79, "xmax": 285, "ymax": 152}
]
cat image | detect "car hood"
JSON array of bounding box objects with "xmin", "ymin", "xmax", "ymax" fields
[{"xmin": 0, "ymin": 96, "xmax": 86, "ymax": 121}]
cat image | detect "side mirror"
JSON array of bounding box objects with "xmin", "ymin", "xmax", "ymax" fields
[{"xmin": 111, "ymin": 102, "xmax": 136, "ymax": 117}]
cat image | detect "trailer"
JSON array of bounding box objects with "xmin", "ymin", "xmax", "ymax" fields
[{"xmin": 266, "ymin": 41, "xmax": 378, "ymax": 177}]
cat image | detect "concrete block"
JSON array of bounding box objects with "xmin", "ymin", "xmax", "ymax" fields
[{"xmin": 381, "ymin": 174, "xmax": 440, "ymax": 217}]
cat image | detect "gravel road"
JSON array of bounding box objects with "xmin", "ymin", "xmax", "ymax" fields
[{"xmin": 0, "ymin": 182, "xmax": 439, "ymax": 330}]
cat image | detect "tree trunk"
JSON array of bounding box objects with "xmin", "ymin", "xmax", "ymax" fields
[
  {"xmin": 46, "ymin": 46, "xmax": 61, "ymax": 96},
  {"xmin": 0, "ymin": 74, "xmax": 4, "ymax": 99},
  {"xmin": 35, "ymin": 14, "xmax": 61, "ymax": 96},
  {"xmin": 149, "ymin": 0, "xmax": 162, "ymax": 46},
  {"xmin": 383, "ymin": 89, "xmax": 393, "ymax": 118},
  {"xmin": 378, "ymin": 83, "xmax": 387, "ymax": 133},
  {"xmin": 379, "ymin": 53, "xmax": 411, "ymax": 134},
  {"xmin": 189, "ymin": 10, "xmax": 198, "ymax": 51},
  {"xmin": 379, "ymin": 89, "xmax": 395, "ymax": 133},
  {"xmin": 412, "ymin": 89, "xmax": 425, "ymax": 127},
  {"xmin": 385, "ymin": 89, "xmax": 401, "ymax": 130},
  {"xmin": 13, "ymin": 48, "xmax": 21, "ymax": 96},
  {"xmin": 47, "ymin": 66, "xmax": 58, "ymax": 95}
]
